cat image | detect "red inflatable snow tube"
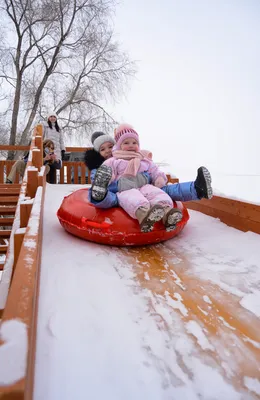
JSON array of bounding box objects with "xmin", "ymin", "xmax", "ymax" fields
[{"xmin": 57, "ymin": 188, "xmax": 189, "ymax": 246}]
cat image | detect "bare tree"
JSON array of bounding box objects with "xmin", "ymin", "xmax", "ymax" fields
[{"xmin": 0, "ymin": 0, "xmax": 135, "ymax": 158}]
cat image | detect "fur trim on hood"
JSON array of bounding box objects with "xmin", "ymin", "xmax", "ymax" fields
[{"xmin": 84, "ymin": 148, "xmax": 105, "ymax": 171}]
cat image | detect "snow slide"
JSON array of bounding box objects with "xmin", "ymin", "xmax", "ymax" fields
[{"xmin": 34, "ymin": 184, "xmax": 260, "ymax": 400}]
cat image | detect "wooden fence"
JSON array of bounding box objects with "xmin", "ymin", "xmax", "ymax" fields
[{"xmin": 185, "ymin": 196, "xmax": 260, "ymax": 234}]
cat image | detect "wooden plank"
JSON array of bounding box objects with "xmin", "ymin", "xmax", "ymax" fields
[
  {"xmin": 0, "ymin": 196, "xmax": 19, "ymax": 204},
  {"xmin": 0, "ymin": 206, "xmax": 17, "ymax": 214},
  {"xmin": 67, "ymin": 165, "xmax": 72, "ymax": 184},
  {"xmin": 0, "ymin": 187, "xmax": 21, "ymax": 195},
  {"xmin": 20, "ymin": 203, "xmax": 33, "ymax": 228},
  {"xmin": 66, "ymin": 146, "xmax": 91, "ymax": 152},
  {"xmin": 0, "ymin": 145, "xmax": 30, "ymax": 151},
  {"xmin": 188, "ymin": 196, "xmax": 260, "ymax": 222},
  {"xmin": 119, "ymin": 245, "xmax": 260, "ymax": 392},
  {"xmin": 0, "ymin": 159, "xmax": 22, "ymax": 184},
  {"xmin": 0, "ymin": 230, "xmax": 12, "ymax": 238},
  {"xmin": 61, "ymin": 161, "xmax": 91, "ymax": 184},
  {"xmin": 74, "ymin": 162, "xmax": 79, "ymax": 184},
  {"xmin": 0, "ymin": 183, "xmax": 21, "ymax": 188},
  {"xmin": 167, "ymin": 175, "xmax": 179, "ymax": 184},
  {"xmin": 81, "ymin": 164, "xmax": 87, "ymax": 184},
  {"xmin": 0, "ymin": 244, "xmax": 8, "ymax": 254},
  {"xmin": 13, "ymin": 231, "xmax": 25, "ymax": 273},
  {"xmin": 0, "ymin": 161, "xmax": 3, "ymax": 184},
  {"xmin": 60, "ymin": 165, "xmax": 65, "ymax": 184},
  {"xmin": 0, "ymin": 187, "xmax": 44, "ymax": 398},
  {"xmin": 0, "ymin": 217, "xmax": 14, "ymax": 226},
  {"xmin": 187, "ymin": 199, "xmax": 260, "ymax": 234},
  {"xmin": 26, "ymin": 169, "xmax": 38, "ymax": 198},
  {"xmin": 32, "ymin": 148, "xmax": 42, "ymax": 171}
]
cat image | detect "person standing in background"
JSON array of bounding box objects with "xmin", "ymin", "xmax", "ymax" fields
[{"xmin": 43, "ymin": 112, "xmax": 66, "ymax": 183}]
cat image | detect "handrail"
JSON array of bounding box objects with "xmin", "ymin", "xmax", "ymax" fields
[
  {"xmin": 0, "ymin": 124, "xmax": 45, "ymax": 399},
  {"xmin": 186, "ymin": 195, "xmax": 260, "ymax": 234},
  {"xmin": 0, "ymin": 145, "xmax": 91, "ymax": 152},
  {"xmin": 0, "ymin": 145, "xmax": 30, "ymax": 151}
]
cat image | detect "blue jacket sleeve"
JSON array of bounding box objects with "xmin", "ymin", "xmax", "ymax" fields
[{"xmin": 90, "ymin": 169, "xmax": 96, "ymax": 183}]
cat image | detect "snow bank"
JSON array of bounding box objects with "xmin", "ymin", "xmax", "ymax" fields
[{"xmin": 0, "ymin": 319, "xmax": 28, "ymax": 385}]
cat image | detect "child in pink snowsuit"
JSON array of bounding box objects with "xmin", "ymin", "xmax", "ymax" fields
[{"xmin": 102, "ymin": 124, "xmax": 183, "ymax": 233}]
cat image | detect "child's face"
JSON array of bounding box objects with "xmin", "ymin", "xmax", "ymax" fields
[
  {"xmin": 99, "ymin": 141, "xmax": 113, "ymax": 159},
  {"xmin": 121, "ymin": 138, "xmax": 139, "ymax": 152}
]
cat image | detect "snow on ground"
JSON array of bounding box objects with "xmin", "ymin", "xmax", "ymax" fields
[
  {"xmin": 165, "ymin": 211, "xmax": 260, "ymax": 318},
  {"xmin": 34, "ymin": 184, "xmax": 260, "ymax": 400},
  {"xmin": 0, "ymin": 319, "xmax": 28, "ymax": 385},
  {"xmin": 161, "ymin": 165, "xmax": 260, "ymax": 205}
]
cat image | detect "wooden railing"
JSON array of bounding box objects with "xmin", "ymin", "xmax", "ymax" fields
[
  {"xmin": 0, "ymin": 145, "xmax": 179, "ymax": 186},
  {"xmin": 59, "ymin": 161, "xmax": 90, "ymax": 184},
  {"xmin": 185, "ymin": 196, "xmax": 260, "ymax": 234},
  {"xmin": 0, "ymin": 125, "xmax": 46, "ymax": 399},
  {"xmin": 0, "ymin": 145, "xmax": 92, "ymax": 185},
  {"xmin": 0, "ymin": 160, "xmax": 21, "ymax": 184}
]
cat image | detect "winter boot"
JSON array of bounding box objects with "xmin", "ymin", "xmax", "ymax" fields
[
  {"xmin": 194, "ymin": 166, "xmax": 213, "ymax": 199},
  {"xmin": 136, "ymin": 204, "xmax": 164, "ymax": 233},
  {"xmin": 162, "ymin": 206, "xmax": 183, "ymax": 232},
  {"xmin": 91, "ymin": 165, "xmax": 112, "ymax": 201}
]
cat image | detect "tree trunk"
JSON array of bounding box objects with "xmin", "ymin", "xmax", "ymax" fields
[
  {"xmin": 19, "ymin": 73, "xmax": 51, "ymax": 144},
  {"xmin": 7, "ymin": 77, "xmax": 22, "ymax": 160},
  {"xmin": 7, "ymin": 30, "xmax": 23, "ymax": 160}
]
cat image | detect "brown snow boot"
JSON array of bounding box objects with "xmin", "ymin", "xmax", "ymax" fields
[
  {"xmin": 136, "ymin": 205, "xmax": 164, "ymax": 233},
  {"xmin": 163, "ymin": 206, "xmax": 183, "ymax": 232}
]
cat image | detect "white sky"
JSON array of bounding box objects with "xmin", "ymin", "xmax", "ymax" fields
[{"xmin": 109, "ymin": 0, "xmax": 260, "ymax": 184}]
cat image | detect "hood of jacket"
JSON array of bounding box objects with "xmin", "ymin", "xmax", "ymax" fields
[{"xmin": 84, "ymin": 148, "xmax": 105, "ymax": 171}]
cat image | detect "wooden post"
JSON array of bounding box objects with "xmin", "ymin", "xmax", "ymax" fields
[
  {"xmin": 32, "ymin": 149, "xmax": 41, "ymax": 171},
  {"xmin": 13, "ymin": 229, "xmax": 26, "ymax": 277},
  {"xmin": 166, "ymin": 175, "xmax": 179, "ymax": 184},
  {"xmin": 20, "ymin": 202, "xmax": 33, "ymax": 228},
  {"xmin": 35, "ymin": 135, "xmax": 43, "ymax": 161},
  {"xmin": 0, "ymin": 161, "xmax": 4, "ymax": 184},
  {"xmin": 81, "ymin": 164, "xmax": 87, "ymax": 184},
  {"xmin": 35, "ymin": 124, "xmax": 43, "ymax": 137},
  {"xmin": 37, "ymin": 166, "xmax": 47, "ymax": 188},
  {"xmin": 26, "ymin": 169, "xmax": 38, "ymax": 198}
]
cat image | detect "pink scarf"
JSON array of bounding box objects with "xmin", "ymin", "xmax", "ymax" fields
[{"xmin": 113, "ymin": 150, "xmax": 150, "ymax": 176}]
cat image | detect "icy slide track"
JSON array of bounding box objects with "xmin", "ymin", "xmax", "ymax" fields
[{"xmin": 34, "ymin": 184, "xmax": 260, "ymax": 400}]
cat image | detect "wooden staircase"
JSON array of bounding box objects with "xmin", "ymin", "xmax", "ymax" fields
[{"xmin": 0, "ymin": 184, "xmax": 21, "ymax": 272}]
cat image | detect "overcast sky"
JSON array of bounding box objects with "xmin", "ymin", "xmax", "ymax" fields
[{"xmin": 109, "ymin": 0, "xmax": 260, "ymax": 187}]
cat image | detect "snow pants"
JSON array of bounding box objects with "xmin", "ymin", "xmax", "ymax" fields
[{"xmin": 117, "ymin": 184, "xmax": 173, "ymax": 219}]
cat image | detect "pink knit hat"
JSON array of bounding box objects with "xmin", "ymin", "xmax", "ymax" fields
[{"xmin": 114, "ymin": 124, "xmax": 140, "ymax": 150}]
